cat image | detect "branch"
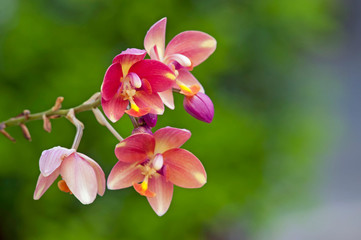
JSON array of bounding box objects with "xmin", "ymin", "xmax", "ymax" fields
[
  {"xmin": 1, "ymin": 93, "xmax": 102, "ymax": 129},
  {"xmin": 92, "ymin": 107, "xmax": 124, "ymax": 142}
]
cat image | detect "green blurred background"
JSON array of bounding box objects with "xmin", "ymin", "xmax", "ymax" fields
[{"xmin": 0, "ymin": 0, "xmax": 349, "ymax": 239}]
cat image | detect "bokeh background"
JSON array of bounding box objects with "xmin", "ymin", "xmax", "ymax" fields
[{"xmin": 0, "ymin": 0, "xmax": 358, "ymax": 239}]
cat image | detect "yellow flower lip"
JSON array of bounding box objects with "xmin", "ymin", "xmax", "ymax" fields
[
  {"xmin": 179, "ymin": 84, "xmax": 192, "ymax": 93},
  {"xmin": 178, "ymin": 83, "xmax": 201, "ymax": 97},
  {"xmin": 165, "ymin": 72, "xmax": 176, "ymax": 80},
  {"xmin": 130, "ymin": 102, "xmax": 140, "ymax": 112}
]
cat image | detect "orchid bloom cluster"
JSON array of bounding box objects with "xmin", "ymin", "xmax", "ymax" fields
[{"xmin": 2, "ymin": 18, "xmax": 216, "ymax": 216}]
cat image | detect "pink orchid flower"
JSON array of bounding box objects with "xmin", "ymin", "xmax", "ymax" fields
[
  {"xmin": 101, "ymin": 48, "xmax": 176, "ymax": 122},
  {"xmin": 33, "ymin": 146, "xmax": 105, "ymax": 205},
  {"xmin": 107, "ymin": 127, "xmax": 207, "ymax": 216},
  {"xmin": 144, "ymin": 17, "xmax": 216, "ymax": 113}
]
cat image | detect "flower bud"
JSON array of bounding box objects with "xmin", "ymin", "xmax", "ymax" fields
[
  {"xmin": 132, "ymin": 126, "xmax": 153, "ymax": 135},
  {"xmin": 142, "ymin": 113, "xmax": 157, "ymax": 128},
  {"xmin": 183, "ymin": 92, "xmax": 214, "ymax": 123}
]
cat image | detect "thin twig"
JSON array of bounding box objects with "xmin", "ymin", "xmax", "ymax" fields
[
  {"xmin": 128, "ymin": 115, "xmax": 140, "ymax": 129},
  {"xmin": 66, "ymin": 109, "xmax": 84, "ymax": 150},
  {"xmin": 92, "ymin": 108, "xmax": 123, "ymax": 142}
]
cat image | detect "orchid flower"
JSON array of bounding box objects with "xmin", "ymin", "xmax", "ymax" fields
[
  {"xmin": 33, "ymin": 146, "xmax": 105, "ymax": 205},
  {"xmin": 144, "ymin": 17, "xmax": 216, "ymax": 122},
  {"xmin": 107, "ymin": 127, "xmax": 207, "ymax": 216},
  {"xmin": 101, "ymin": 48, "xmax": 176, "ymax": 122}
]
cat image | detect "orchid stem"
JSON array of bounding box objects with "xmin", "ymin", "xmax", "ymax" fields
[
  {"xmin": 128, "ymin": 115, "xmax": 140, "ymax": 129},
  {"xmin": 66, "ymin": 109, "xmax": 84, "ymax": 150},
  {"xmin": 92, "ymin": 108, "xmax": 123, "ymax": 142},
  {"xmin": 1, "ymin": 93, "xmax": 102, "ymax": 128}
]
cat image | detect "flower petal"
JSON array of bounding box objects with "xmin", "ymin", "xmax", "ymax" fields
[
  {"xmin": 134, "ymin": 91, "xmax": 164, "ymax": 115},
  {"xmin": 101, "ymin": 96, "xmax": 128, "ymax": 123},
  {"xmin": 112, "ymin": 48, "xmax": 147, "ymax": 75},
  {"xmin": 39, "ymin": 147, "xmax": 75, "ymax": 177},
  {"xmin": 144, "ymin": 17, "xmax": 167, "ymax": 60},
  {"xmin": 129, "ymin": 59, "xmax": 175, "ymax": 92},
  {"xmin": 107, "ymin": 161, "xmax": 143, "ymax": 190},
  {"xmin": 154, "ymin": 127, "xmax": 191, "ymax": 154},
  {"xmin": 115, "ymin": 133, "xmax": 155, "ymax": 163},
  {"xmin": 60, "ymin": 153, "xmax": 98, "ymax": 205},
  {"xmin": 77, "ymin": 152, "xmax": 106, "ymax": 196},
  {"xmin": 33, "ymin": 169, "xmax": 60, "ymax": 200},
  {"xmin": 158, "ymin": 89, "xmax": 175, "ymax": 110},
  {"xmin": 183, "ymin": 92, "xmax": 214, "ymax": 123},
  {"xmin": 125, "ymin": 106, "xmax": 150, "ymax": 118},
  {"xmin": 165, "ymin": 31, "xmax": 216, "ymax": 67},
  {"xmin": 101, "ymin": 63, "xmax": 122, "ymax": 101},
  {"xmin": 175, "ymin": 69, "xmax": 204, "ymax": 93},
  {"xmin": 147, "ymin": 174, "xmax": 173, "ymax": 216},
  {"xmin": 163, "ymin": 148, "xmax": 207, "ymax": 188}
]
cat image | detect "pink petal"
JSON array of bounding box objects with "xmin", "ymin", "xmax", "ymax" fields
[
  {"xmin": 60, "ymin": 153, "xmax": 98, "ymax": 205},
  {"xmin": 101, "ymin": 63, "xmax": 122, "ymax": 101},
  {"xmin": 158, "ymin": 89, "xmax": 175, "ymax": 110},
  {"xmin": 115, "ymin": 133, "xmax": 155, "ymax": 163},
  {"xmin": 165, "ymin": 31, "xmax": 216, "ymax": 67},
  {"xmin": 163, "ymin": 148, "xmax": 207, "ymax": 188},
  {"xmin": 39, "ymin": 147, "xmax": 75, "ymax": 177},
  {"xmin": 125, "ymin": 106, "xmax": 150, "ymax": 118},
  {"xmin": 153, "ymin": 127, "xmax": 191, "ymax": 154},
  {"xmin": 77, "ymin": 153, "xmax": 106, "ymax": 196},
  {"xmin": 101, "ymin": 96, "xmax": 128, "ymax": 123},
  {"xmin": 33, "ymin": 169, "xmax": 60, "ymax": 200},
  {"xmin": 112, "ymin": 48, "xmax": 147, "ymax": 75},
  {"xmin": 144, "ymin": 17, "xmax": 167, "ymax": 60},
  {"xmin": 107, "ymin": 161, "xmax": 143, "ymax": 190},
  {"xmin": 147, "ymin": 174, "xmax": 173, "ymax": 216},
  {"xmin": 140, "ymin": 78, "xmax": 152, "ymax": 94},
  {"xmin": 129, "ymin": 59, "xmax": 175, "ymax": 92},
  {"xmin": 134, "ymin": 91, "xmax": 164, "ymax": 115},
  {"xmin": 175, "ymin": 69, "xmax": 204, "ymax": 93},
  {"xmin": 183, "ymin": 92, "xmax": 214, "ymax": 123}
]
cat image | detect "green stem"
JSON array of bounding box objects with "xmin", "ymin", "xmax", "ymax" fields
[{"xmin": 1, "ymin": 94, "xmax": 101, "ymax": 128}]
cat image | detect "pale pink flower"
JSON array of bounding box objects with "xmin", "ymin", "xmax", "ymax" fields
[
  {"xmin": 33, "ymin": 146, "xmax": 105, "ymax": 205},
  {"xmin": 144, "ymin": 17, "xmax": 216, "ymax": 112},
  {"xmin": 107, "ymin": 127, "xmax": 207, "ymax": 216}
]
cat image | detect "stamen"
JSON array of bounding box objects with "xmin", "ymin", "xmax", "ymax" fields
[
  {"xmin": 152, "ymin": 154, "xmax": 164, "ymax": 171},
  {"xmin": 127, "ymin": 72, "xmax": 142, "ymax": 89},
  {"xmin": 164, "ymin": 53, "xmax": 192, "ymax": 68}
]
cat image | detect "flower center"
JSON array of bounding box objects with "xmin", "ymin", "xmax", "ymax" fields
[
  {"xmin": 120, "ymin": 73, "xmax": 142, "ymax": 112},
  {"xmin": 133, "ymin": 154, "xmax": 164, "ymax": 198}
]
